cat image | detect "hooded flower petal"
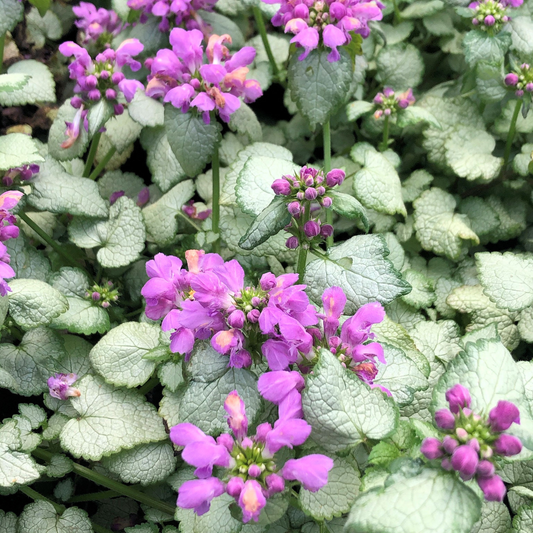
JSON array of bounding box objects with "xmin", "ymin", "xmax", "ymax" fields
[
  {"xmin": 224, "ymin": 390, "xmax": 248, "ymax": 440},
  {"xmin": 282, "ymin": 455, "xmax": 334, "ymax": 492},
  {"xmin": 177, "ymin": 477, "xmax": 225, "ymax": 515},
  {"xmin": 265, "ymin": 418, "xmax": 312, "ymax": 454},
  {"xmin": 238, "ymin": 480, "xmax": 266, "ymax": 523}
]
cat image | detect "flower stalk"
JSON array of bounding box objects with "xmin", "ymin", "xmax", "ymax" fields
[
  {"xmin": 0, "ymin": 33, "xmax": 5, "ymax": 74},
  {"xmin": 323, "ymin": 120, "xmax": 333, "ymax": 249},
  {"xmin": 212, "ymin": 142, "xmax": 221, "ymax": 254},
  {"xmin": 380, "ymin": 114, "xmax": 390, "ymax": 152},
  {"xmin": 503, "ymin": 98, "xmax": 522, "ymax": 170},
  {"xmin": 252, "ymin": 6, "xmax": 281, "ymax": 83},
  {"xmin": 83, "ymin": 131, "xmax": 102, "ymax": 177},
  {"xmin": 88, "ymin": 146, "xmax": 117, "ymax": 181}
]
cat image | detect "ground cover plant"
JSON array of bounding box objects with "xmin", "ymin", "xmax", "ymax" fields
[{"xmin": 1, "ymin": 0, "xmax": 533, "ymax": 531}]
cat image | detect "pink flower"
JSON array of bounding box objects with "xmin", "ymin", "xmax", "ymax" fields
[
  {"xmin": 177, "ymin": 477, "xmax": 225, "ymax": 515},
  {"xmin": 489, "ymin": 401, "xmax": 520, "ymax": 432},
  {"xmin": 445, "ymin": 384, "xmax": 471, "ymax": 414},
  {"xmin": 238, "ymin": 480, "xmax": 266, "ymax": 523},
  {"xmin": 224, "ymin": 390, "xmax": 248, "ymax": 441},
  {"xmin": 47, "ymin": 373, "xmax": 81, "ymax": 400},
  {"xmin": 281, "ymin": 455, "xmax": 334, "ymax": 492},
  {"xmin": 477, "ymin": 475, "xmax": 506, "ymax": 502}
]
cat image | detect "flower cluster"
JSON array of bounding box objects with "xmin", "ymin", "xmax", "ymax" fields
[
  {"xmin": 2, "ymin": 164, "xmax": 39, "ymax": 187},
  {"xmin": 263, "ymin": 0, "xmax": 384, "ymax": 61},
  {"xmin": 141, "ymin": 250, "xmax": 318, "ymax": 370},
  {"xmin": 85, "ymin": 280, "xmax": 120, "ymax": 308},
  {"xmin": 421, "ymin": 384, "xmax": 522, "ymax": 501},
  {"xmin": 373, "ymin": 87, "xmax": 415, "ymax": 119},
  {"xmin": 172, "ymin": 390, "xmax": 333, "ymax": 521},
  {"xmin": 0, "ymin": 190, "xmax": 23, "ymax": 295},
  {"xmin": 468, "ymin": 0, "xmax": 521, "ymax": 32},
  {"xmin": 146, "ymin": 29, "xmax": 262, "ymax": 124},
  {"xmin": 73, "ymin": 3, "xmax": 123, "ymax": 47},
  {"xmin": 47, "ymin": 373, "xmax": 81, "ymax": 400},
  {"xmin": 127, "ymin": 0, "xmax": 216, "ymax": 33},
  {"xmin": 59, "ymin": 40, "xmax": 145, "ymax": 147},
  {"xmin": 505, "ymin": 63, "xmax": 533, "ymax": 98},
  {"xmin": 316, "ymin": 287, "xmax": 389, "ymax": 393},
  {"xmin": 272, "ymin": 166, "xmax": 344, "ymax": 249}
]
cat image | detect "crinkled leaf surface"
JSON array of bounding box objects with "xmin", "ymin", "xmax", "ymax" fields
[
  {"xmin": 413, "ymin": 188, "xmax": 479, "ymax": 260},
  {"xmin": 8, "ymin": 279, "xmax": 68, "ymax": 330},
  {"xmin": 90, "ymin": 322, "xmax": 160, "ymax": 388},
  {"xmin": 142, "ymin": 180, "xmax": 195, "ymax": 246},
  {"xmin": 60, "ymin": 374, "xmax": 167, "ymax": 460},
  {"xmin": 288, "ymin": 48, "xmax": 353, "ymax": 130},
  {"xmin": 128, "ymin": 91, "xmax": 164, "ymax": 127},
  {"xmin": 68, "ymin": 196, "xmax": 145, "ymax": 268},
  {"xmin": 0, "ymin": 0, "xmax": 24, "ymax": 33},
  {"xmin": 101, "ymin": 442, "xmax": 177, "ymax": 486},
  {"xmin": 0, "ymin": 328, "xmax": 65, "ymax": 396},
  {"xmin": 470, "ymin": 501, "xmax": 511, "ymax": 533},
  {"xmin": 351, "ymin": 143, "xmax": 406, "ymax": 216},
  {"xmin": 29, "ymin": 157, "xmax": 108, "ymax": 217},
  {"xmin": 0, "ymin": 60, "xmax": 55, "ymax": 106},
  {"xmin": 376, "ymin": 44, "xmax": 424, "ymax": 90},
  {"xmin": 462, "ymin": 30, "xmax": 510, "ymax": 67},
  {"xmin": 302, "ymin": 349, "xmax": 398, "ymax": 452},
  {"xmin": 18, "ymin": 502, "xmax": 92, "ymax": 533},
  {"xmin": 345, "ymin": 466, "xmax": 481, "ymax": 533},
  {"xmin": 304, "ymin": 234, "xmax": 411, "ymax": 315},
  {"xmin": 476, "ymin": 252, "xmax": 533, "ymax": 312},
  {"xmin": 165, "ymin": 107, "xmax": 220, "ymax": 177},
  {"xmin": 0, "ymin": 133, "xmax": 44, "ymax": 170}
]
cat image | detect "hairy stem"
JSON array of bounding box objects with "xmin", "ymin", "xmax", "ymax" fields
[
  {"xmin": 83, "ymin": 132, "xmax": 102, "ymax": 178},
  {"xmin": 68, "ymin": 490, "xmax": 121, "ymax": 503},
  {"xmin": 18, "ymin": 212, "xmax": 79, "ymax": 268},
  {"xmin": 137, "ymin": 375, "xmax": 160, "ymax": 396},
  {"xmin": 32, "ymin": 448, "xmax": 176, "ymax": 516},
  {"xmin": 88, "ymin": 146, "xmax": 116, "ymax": 181},
  {"xmin": 212, "ymin": 143, "xmax": 220, "ymax": 254},
  {"xmin": 252, "ymin": 6, "xmax": 281, "ymax": 83},
  {"xmin": 296, "ymin": 203, "xmax": 310, "ymax": 282},
  {"xmin": 392, "ymin": 0, "xmax": 402, "ymax": 24},
  {"xmin": 323, "ymin": 120, "xmax": 333, "ymax": 249},
  {"xmin": 503, "ymin": 98, "xmax": 522, "ymax": 170},
  {"xmin": 380, "ymin": 114, "xmax": 390, "ymax": 152}
]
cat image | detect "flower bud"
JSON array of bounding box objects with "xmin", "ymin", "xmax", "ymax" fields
[
  {"xmin": 489, "ymin": 400, "xmax": 520, "ymax": 432},
  {"xmin": 320, "ymin": 224, "xmax": 334, "ymax": 238},
  {"xmin": 294, "ymin": 3, "xmax": 309, "ymax": 18},
  {"xmin": 494, "ymin": 434, "xmax": 522, "ymax": 456},
  {"xmin": 100, "ymin": 70, "xmax": 110, "ymax": 80},
  {"xmin": 445, "ymin": 384, "xmax": 471, "ymax": 414},
  {"xmin": 92, "ymin": 291, "xmax": 101, "ymax": 301},
  {"xmin": 526, "ymin": 82, "xmax": 533, "ymax": 92},
  {"xmin": 326, "ymin": 169, "xmax": 345, "ymax": 187},
  {"xmin": 285, "ymin": 236, "xmax": 299, "ymax": 249},
  {"xmin": 226, "ymin": 476, "xmax": 244, "ymax": 498},
  {"xmin": 384, "ymin": 108, "xmax": 392, "ymax": 116},
  {"xmin": 288, "ymin": 201, "xmax": 301, "ymax": 216},
  {"xmin": 114, "ymin": 103, "xmax": 125, "ymax": 115},
  {"xmin": 85, "ymin": 75, "xmax": 98, "ymax": 88},
  {"xmin": 111, "ymin": 72, "xmax": 125, "ymax": 84},
  {"xmin": 456, "ymin": 427, "xmax": 468, "ymax": 441},
  {"xmin": 305, "ymin": 187, "xmax": 318, "ymax": 200},
  {"xmin": 260, "ymin": 273, "xmax": 276, "ymax": 291},
  {"xmin": 316, "ymin": 186, "xmax": 326, "ymax": 196},
  {"xmin": 296, "ymin": 191, "xmax": 305, "ymax": 200},
  {"xmin": 228, "ymin": 310, "xmax": 245, "ymax": 329},
  {"xmin": 247, "ymin": 309, "xmax": 260, "ymax": 323},
  {"xmin": 468, "ymin": 438, "xmax": 480, "ymax": 452},
  {"xmin": 217, "ymin": 433, "xmax": 234, "ymax": 452},
  {"xmin": 443, "ymin": 436, "xmax": 459, "ymax": 454},
  {"xmin": 516, "ymin": 89, "xmax": 525, "ymax": 97},
  {"xmin": 322, "ymin": 196, "xmax": 332, "ymax": 208},
  {"xmin": 505, "ymin": 73, "xmax": 519, "ymax": 86},
  {"xmin": 271, "ymin": 179, "xmax": 291, "ymax": 196},
  {"xmin": 421, "ymin": 437, "xmax": 443, "ymax": 459},
  {"xmin": 266, "ymin": 473, "xmax": 285, "ymax": 494},
  {"xmin": 105, "ymin": 88, "xmax": 117, "ymax": 100},
  {"xmin": 484, "ymin": 14, "xmax": 495, "ymax": 25},
  {"xmin": 477, "ymin": 475, "xmax": 506, "ymax": 502},
  {"xmin": 441, "ymin": 457, "xmax": 452, "ymax": 470},
  {"xmin": 88, "ymin": 89, "xmax": 101, "ymax": 101},
  {"xmin": 451, "ymin": 445, "xmax": 478, "ymax": 479},
  {"xmin": 71, "ymin": 96, "xmax": 83, "ymax": 108},
  {"xmin": 476, "ymin": 460, "xmax": 495, "ymax": 477},
  {"xmin": 248, "ymin": 464, "xmax": 261, "ymax": 478},
  {"xmin": 435, "ymin": 409, "xmax": 456, "ymax": 430},
  {"xmin": 304, "ymin": 221, "xmax": 320, "ymax": 238},
  {"xmin": 373, "ymin": 93, "xmax": 384, "ymax": 105}
]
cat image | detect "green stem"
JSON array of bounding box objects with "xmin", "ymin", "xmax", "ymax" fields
[
  {"xmin": 19, "ymin": 485, "xmax": 65, "ymax": 514},
  {"xmin": 503, "ymin": 99, "xmax": 522, "ymax": 170},
  {"xmin": 296, "ymin": 203, "xmax": 310, "ymax": 282},
  {"xmin": 18, "ymin": 212, "xmax": 78, "ymax": 268},
  {"xmin": 323, "ymin": 120, "xmax": 333, "ymax": 249},
  {"xmin": 0, "ymin": 33, "xmax": 5, "ymax": 74},
  {"xmin": 68, "ymin": 490, "xmax": 121, "ymax": 503},
  {"xmin": 88, "ymin": 146, "xmax": 117, "ymax": 181},
  {"xmin": 176, "ymin": 210, "xmax": 203, "ymax": 233},
  {"xmin": 123, "ymin": 308, "xmax": 142, "ymax": 318},
  {"xmin": 392, "ymin": 0, "xmax": 402, "ymax": 24},
  {"xmin": 83, "ymin": 132, "xmax": 102, "ymax": 178},
  {"xmin": 137, "ymin": 375, "xmax": 160, "ymax": 396},
  {"xmin": 252, "ymin": 6, "xmax": 281, "ymax": 83},
  {"xmin": 32, "ymin": 448, "xmax": 176, "ymax": 516},
  {"xmin": 212, "ymin": 143, "xmax": 220, "ymax": 254},
  {"xmin": 380, "ymin": 114, "xmax": 390, "ymax": 152}
]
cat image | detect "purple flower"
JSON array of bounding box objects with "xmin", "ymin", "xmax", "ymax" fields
[
  {"xmin": 258, "ymin": 371, "xmax": 305, "ymax": 403},
  {"xmin": 224, "ymin": 390, "xmax": 248, "ymax": 441},
  {"xmin": 109, "ymin": 191, "xmax": 125, "ymax": 205},
  {"xmin": 325, "ymin": 169, "xmax": 345, "ymax": 187},
  {"xmin": 489, "ymin": 401, "xmax": 520, "ymax": 432},
  {"xmin": 435, "ymin": 409, "xmax": 456, "ymax": 430},
  {"xmin": 272, "ymin": 178, "xmax": 291, "ymax": 195},
  {"xmin": 451, "ymin": 445, "xmax": 478, "ymax": 479},
  {"xmin": 177, "ymin": 477, "xmax": 225, "ymax": 515},
  {"xmin": 493, "ymin": 434, "xmax": 522, "ymax": 456},
  {"xmin": 476, "ymin": 460, "xmax": 495, "ymax": 477},
  {"xmin": 282, "ymin": 455, "xmax": 334, "ymax": 492},
  {"xmin": 303, "ymin": 220, "xmax": 320, "ymax": 238},
  {"xmin": 265, "ymin": 418, "xmax": 312, "ymax": 454},
  {"xmin": 477, "ymin": 475, "xmax": 506, "ymax": 502},
  {"xmin": 442, "ymin": 436, "xmax": 459, "ymax": 454},
  {"xmin": 445, "ymin": 384, "xmax": 471, "ymax": 414},
  {"xmin": 238, "ymin": 480, "xmax": 266, "ymax": 523},
  {"xmin": 169, "ymin": 422, "xmax": 213, "ymax": 447},
  {"xmin": 285, "ymin": 236, "xmax": 299, "ymax": 249},
  {"xmin": 47, "ymin": 373, "xmax": 81, "ymax": 400},
  {"xmin": 421, "ymin": 438, "xmax": 443, "ymax": 459},
  {"xmin": 340, "ymin": 302, "xmax": 385, "ymax": 348},
  {"xmin": 73, "ymin": 2, "xmax": 123, "ymax": 44}
]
